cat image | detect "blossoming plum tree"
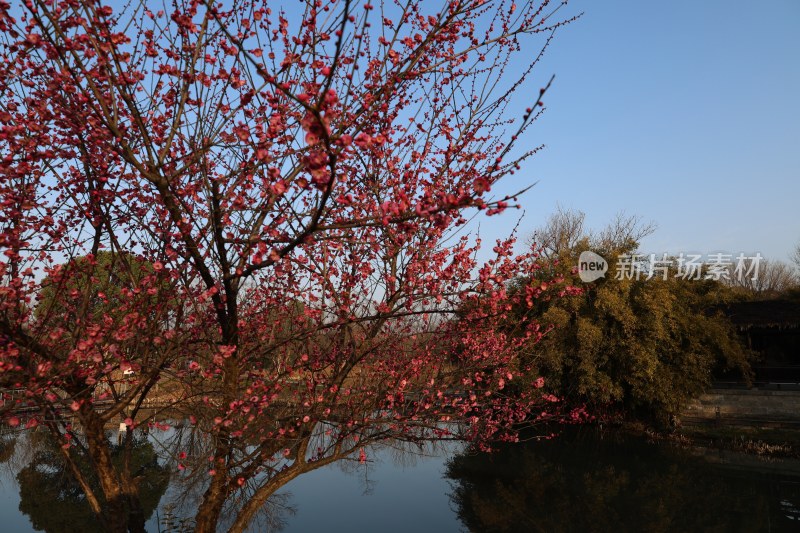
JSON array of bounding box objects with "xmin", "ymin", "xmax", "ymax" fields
[{"xmin": 0, "ymin": 0, "xmax": 576, "ymax": 531}]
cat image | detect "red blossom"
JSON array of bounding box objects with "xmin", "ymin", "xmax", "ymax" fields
[{"xmin": 0, "ymin": 1, "xmax": 575, "ymax": 531}]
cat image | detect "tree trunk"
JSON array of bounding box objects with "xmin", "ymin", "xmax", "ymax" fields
[
  {"xmin": 81, "ymin": 410, "xmax": 146, "ymax": 533},
  {"xmin": 194, "ymin": 484, "xmax": 228, "ymax": 533},
  {"xmin": 194, "ymin": 459, "xmax": 230, "ymax": 533},
  {"xmin": 123, "ymin": 479, "xmax": 147, "ymax": 533},
  {"xmin": 83, "ymin": 415, "xmax": 128, "ymax": 533}
]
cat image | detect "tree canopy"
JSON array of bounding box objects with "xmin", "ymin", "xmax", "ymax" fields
[
  {"xmin": 515, "ymin": 209, "xmax": 752, "ymax": 422},
  {"xmin": 0, "ymin": 1, "xmax": 579, "ymax": 531}
]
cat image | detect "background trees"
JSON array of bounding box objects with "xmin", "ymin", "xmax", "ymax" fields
[
  {"xmin": 0, "ymin": 1, "xmax": 576, "ymax": 531},
  {"xmin": 515, "ymin": 209, "xmax": 752, "ymax": 423},
  {"xmin": 723, "ymin": 257, "xmax": 798, "ymax": 296}
]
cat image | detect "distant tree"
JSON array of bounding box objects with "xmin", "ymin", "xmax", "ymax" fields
[
  {"xmin": 594, "ymin": 211, "xmax": 657, "ymax": 254},
  {"xmin": 34, "ymin": 250, "xmax": 175, "ymax": 343},
  {"xmin": 515, "ymin": 210, "xmax": 751, "ymax": 423},
  {"xmin": 527, "ymin": 208, "xmax": 656, "ymax": 259},
  {"xmin": 723, "ymin": 258, "xmax": 798, "ymax": 297},
  {"xmin": 528, "ymin": 206, "xmax": 588, "ymax": 259},
  {"xmin": 793, "ymin": 241, "xmax": 800, "ymax": 271}
]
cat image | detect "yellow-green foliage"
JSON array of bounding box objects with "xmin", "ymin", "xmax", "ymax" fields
[{"xmin": 520, "ymin": 243, "xmax": 751, "ymax": 423}]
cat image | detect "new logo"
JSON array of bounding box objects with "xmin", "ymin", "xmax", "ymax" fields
[{"xmin": 578, "ymin": 251, "xmax": 607, "ymax": 283}]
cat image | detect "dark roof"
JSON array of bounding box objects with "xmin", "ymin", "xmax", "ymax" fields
[{"xmin": 717, "ymin": 300, "xmax": 800, "ymax": 329}]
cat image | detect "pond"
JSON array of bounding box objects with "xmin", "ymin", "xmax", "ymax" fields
[{"xmin": 1, "ymin": 427, "xmax": 798, "ymax": 532}]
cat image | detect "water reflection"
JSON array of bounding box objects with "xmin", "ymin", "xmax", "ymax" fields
[
  {"xmin": 446, "ymin": 428, "xmax": 800, "ymax": 533},
  {"xmin": 2, "ymin": 425, "xmax": 800, "ymax": 532},
  {"xmin": 2, "ymin": 430, "xmax": 169, "ymax": 533},
  {"xmin": 276, "ymin": 439, "xmax": 464, "ymax": 533}
]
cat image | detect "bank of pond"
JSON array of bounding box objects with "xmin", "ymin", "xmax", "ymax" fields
[{"xmin": 0, "ymin": 425, "xmax": 798, "ymax": 532}]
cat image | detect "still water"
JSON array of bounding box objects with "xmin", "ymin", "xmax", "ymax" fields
[{"xmin": 1, "ymin": 427, "xmax": 799, "ymax": 532}]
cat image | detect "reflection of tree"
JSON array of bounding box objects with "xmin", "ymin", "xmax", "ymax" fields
[
  {"xmin": 446, "ymin": 429, "xmax": 799, "ymax": 533},
  {"xmin": 146, "ymin": 423, "xmax": 295, "ymax": 533},
  {"xmin": 0, "ymin": 432, "xmax": 15, "ymax": 464},
  {"xmin": 16, "ymin": 432, "xmax": 169, "ymax": 533},
  {"xmin": 157, "ymin": 478, "xmax": 295, "ymax": 533}
]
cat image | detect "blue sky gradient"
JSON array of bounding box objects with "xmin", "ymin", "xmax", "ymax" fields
[{"xmin": 488, "ymin": 0, "xmax": 799, "ymax": 262}]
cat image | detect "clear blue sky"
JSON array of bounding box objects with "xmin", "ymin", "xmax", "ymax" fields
[{"xmin": 489, "ymin": 0, "xmax": 800, "ymax": 262}]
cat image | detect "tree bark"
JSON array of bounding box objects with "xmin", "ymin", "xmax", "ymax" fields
[
  {"xmin": 194, "ymin": 452, "xmax": 231, "ymax": 533},
  {"xmin": 83, "ymin": 415, "xmax": 128, "ymax": 533},
  {"xmin": 81, "ymin": 409, "xmax": 146, "ymax": 533}
]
